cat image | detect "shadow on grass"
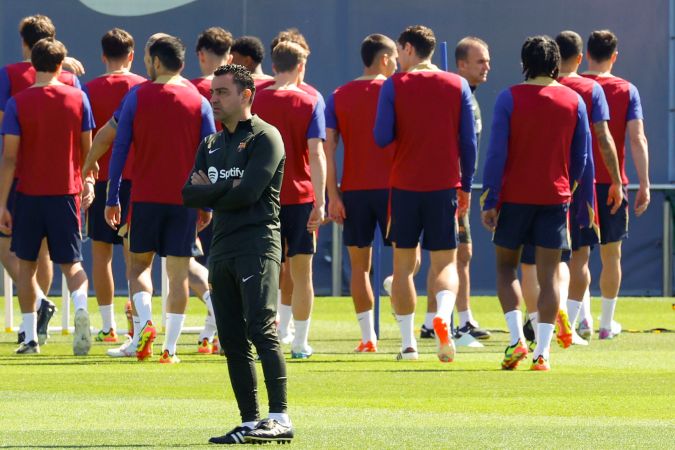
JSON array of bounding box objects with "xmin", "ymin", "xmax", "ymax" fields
[{"xmin": 0, "ymin": 445, "xmax": 208, "ymax": 449}]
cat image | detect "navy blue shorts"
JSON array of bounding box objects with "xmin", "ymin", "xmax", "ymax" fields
[
  {"xmin": 0, "ymin": 178, "xmax": 18, "ymax": 238},
  {"xmin": 129, "ymin": 202, "xmax": 201, "ymax": 257},
  {"xmin": 87, "ymin": 180, "xmax": 131, "ymax": 245},
  {"xmin": 493, "ymin": 202, "xmax": 570, "ymax": 251},
  {"xmin": 342, "ymin": 189, "xmax": 390, "ymax": 248},
  {"xmin": 389, "ymin": 188, "xmax": 458, "ymax": 251},
  {"xmin": 12, "ymin": 193, "xmax": 82, "ymax": 263},
  {"xmin": 520, "ymin": 244, "xmax": 571, "ymax": 264},
  {"xmin": 280, "ymin": 202, "xmax": 316, "ymax": 258},
  {"xmin": 596, "ymin": 183, "xmax": 629, "ymax": 244},
  {"xmin": 196, "ymin": 222, "xmax": 213, "ymax": 266}
]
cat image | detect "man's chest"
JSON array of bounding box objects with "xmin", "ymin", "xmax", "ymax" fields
[{"xmin": 203, "ymin": 133, "xmax": 254, "ymax": 183}]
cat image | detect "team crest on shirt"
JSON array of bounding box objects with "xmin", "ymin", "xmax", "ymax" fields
[{"xmin": 237, "ymin": 141, "xmax": 247, "ymax": 152}]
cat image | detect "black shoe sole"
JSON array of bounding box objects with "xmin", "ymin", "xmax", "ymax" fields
[{"xmin": 246, "ymin": 437, "xmax": 292, "ymax": 445}]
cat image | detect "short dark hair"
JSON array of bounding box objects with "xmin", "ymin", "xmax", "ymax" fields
[
  {"xmin": 360, "ymin": 34, "xmax": 395, "ymax": 67},
  {"xmin": 195, "ymin": 27, "xmax": 233, "ymax": 56},
  {"xmin": 271, "ymin": 41, "xmax": 307, "ymax": 73},
  {"xmin": 555, "ymin": 31, "xmax": 583, "ymax": 60},
  {"xmin": 521, "ymin": 35, "xmax": 560, "ymax": 80},
  {"xmin": 31, "ymin": 38, "xmax": 66, "ymax": 72},
  {"xmin": 19, "ymin": 15, "xmax": 56, "ymax": 50},
  {"xmin": 397, "ymin": 25, "xmax": 435, "ymax": 59},
  {"xmin": 455, "ymin": 36, "xmax": 488, "ymax": 64},
  {"xmin": 149, "ymin": 36, "xmax": 185, "ymax": 72},
  {"xmin": 270, "ymin": 28, "xmax": 310, "ymax": 55},
  {"xmin": 587, "ymin": 30, "xmax": 618, "ymax": 62},
  {"xmin": 232, "ymin": 36, "xmax": 265, "ymax": 64},
  {"xmin": 101, "ymin": 28, "xmax": 135, "ymax": 60},
  {"xmin": 213, "ymin": 64, "xmax": 255, "ymax": 101}
]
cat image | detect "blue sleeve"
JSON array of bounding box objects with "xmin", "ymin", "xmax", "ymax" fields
[
  {"xmin": 574, "ymin": 149, "xmax": 596, "ymax": 229},
  {"xmin": 111, "ymin": 84, "xmax": 141, "ymax": 127},
  {"xmin": 480, "ymin": 89, "xmax": 513, "ymax": 211},
  {"xmin": 80, "ymin": 91, "xmax": 95, "ymax": 131},
  {"xmin": 591, "ymin": 83, "xmax": 610, "ymax": 124},
  {"xmin": 627, "ymin": 84, "xmax": 643, "ymax": 121},
  {"xmin": 373, "ymin": 77, "xmax": 395, "ymax": 147},
  {"xmin": 0, "ymin": 68, "xmax": 10, "ymax": 112},
  {"xmin": 0, "ymin": 98, "xmax": 21, "ymax": 136},
  {"xmin": 324, "ymin": 93, "xmax": 338, "ymax": 130},
  {"xmin": 458, "ymin": 77, "xmax": 477, "ymax": 192},
  {"xmin": 106, "ymin": 90, "xmax": 137, "ymax": 206},
  {"xmin": 200, "ymin": 96, "xmax": 216, "ymax": 139},
  {"xmin": 72, "ymin": 75, "xmax": 82, "ymax": 91},
  {"xmin": 569, "ymin": 95, "xmax": 590, "ymax": 189},
  {"xmin": 307, "ymin": 95, "xmax": 326, "ymax": 140}
]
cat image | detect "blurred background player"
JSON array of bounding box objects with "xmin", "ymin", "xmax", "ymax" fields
[
  {"xmin": 325, "ymin": 34, "xmax": 397, "ymax": 353},
  {"xmin": 481, "ymin": 35, "xmax": 590, "ymax": 371},
  {"xmin": 374, "ymin": 25, "xmax": 477, "ymax": 362},
  {"xmin": 0, "ymin": 38, "xmax": 96, "ymax": 355},
  {"xmin": 231, "ymin": 35, "xmax": 274, "ymax": 86},
  {"xmin": 105, "ymin": 35, "xmax": 215, "ymax": 363},
  {"xmin": 253, "ymin": 41, "xmax": 326, "ymax": 359},
  {"xmin": 581, "ymin": 30, "xmax": 650, "ymax": 340},
  {"xmin": 85, "ymin": 28, "xmax": 145, "ymax": 343}
]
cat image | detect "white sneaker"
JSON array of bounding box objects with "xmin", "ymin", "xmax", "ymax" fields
[
  {"xmin": 73, "ymin": 309, "xmax": 92, "ymax": 356},
  {"xmin": 107, "ymin": 335, "xmax": 135, "ymax": 357},
  {"xmin": 383, "ymin": 275, "xmax": 393, "ymax": 296},
  {"xmin": 279, "ymin": 332, "xmax": 294, "ymax": 345},
  {"xmin": 396, "ymin": 347, "xmax": 418, "ymax": 361},
  {"xmin": 611, "ymin": 320, "xmax": 622, "ymax": 335},
  {"xmin": 571, "ymin": 330, "xmax": 589, "ymax": 346}
]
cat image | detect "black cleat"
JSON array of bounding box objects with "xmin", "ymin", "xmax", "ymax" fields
[
  {"xmin": 420, "ymin": 324, "xmax": 435, "ymax": 339},
  {"xmin": 17, "ymin": 330, "xmax": 25, "ymax": 345},
  {"xmin": 209, "ymin": 426, "xmax": 251, "ymax": 445},
  {"xmin": 456, "ymin": 321, "xmax": 491, "ymax": 340},
  {"xmin": 523, "ymin": 318, "xmax": 535, "ymax": 343},
  {"xmin": 15, "ymin": 340, "xmax": 40, "ymax": 354},
  {"xmin": 36, "ymin": 299, "xmax": 57, "ymax": 345},
  {"xmin": 245, "ymin": 419, "xmax": 293, "ymax": 444}
]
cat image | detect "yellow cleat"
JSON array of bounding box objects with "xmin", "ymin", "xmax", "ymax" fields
[{"xmin": 158, "ymin": 349, "xmax": 181, "ymax": 364}]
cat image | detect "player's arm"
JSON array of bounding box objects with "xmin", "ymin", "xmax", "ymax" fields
[
  {"xmin": 307, "ymin": 95, "xmax": 327, "ymax": 231},
  {"xmin": 626, "ymin": 84, "xmax": 650, "ymax": 216},
  {"xmin": 480, "ymin": 89, "xmax": 513, "ymax": 232},
  {"xmin": 83, "ymin": 121, "xmax": 116, "ymax": 178},
  {"xmin": 324, "ymin": 93, "xmax": 345, "ymax": 224},
  {"xmin": 0, "ymin": 98, "xmax": 20, "ymax": 233},
  {"xmin": 569, "ymin": 95, "xmax": 590, "ymax": 191},
  {"xmin": 373, "ymin": 78, "xmax": 395, "ymax": 147},
  {"xmin": 181, "ymin": 139, "xmax": 229, "ymax": 208},
  {"xmin": 458, "ymin": 78, "xmax": 478, "ymax": 217},
  {"xmin": 0, "ymin": 67, "xmax": 11, "ymax": 126}
]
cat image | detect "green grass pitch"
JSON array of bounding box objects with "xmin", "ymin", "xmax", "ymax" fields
[{"xmin": 1, "ymin": 296, "xmax": 674, "ymax": 448}]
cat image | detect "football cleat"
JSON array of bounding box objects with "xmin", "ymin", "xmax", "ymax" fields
[
  {"xmin": 290, "ymin": 345, "xmax": 313, "ymax": 359},
  {"xmin": 158, "ymin": 349, "xmax": 180, "ymax": 364},
  {"xmin": 456, "ymin": 321, "xmax": 491, "ymax": 340},
  {"xmin": 73, "ymin": 309, "xmax": 92, "ymax": 356},
  {"xmin": 571, "ymin": 330, "xmax": 589, "ymax": 346},
  {"xmin": 197, "ymin": 338, "xmax": 214, "ymax": 354},
  {"xmin": 96, "ymin": 328, "xmax": 119, "ymax": 343},
  {"xmin": 382, "ymin": 275, "xmax": 393, "ymax": 296},
  {"xmin": 17, "ymin": 331, "xmax": 25, "ymax": 345},
  {"xmin": 555, "ymin": 308, "xmax": 573, "ymax": 349},
  {"xmin": 354, "ymin": 340, "xmax": 377, "ymax": 353},
  {"xmin": 136, "ymin": 320, "xmax": 156, "ymax": 361},
  {"xmin": 245, "ymin": 419, "xmax": 294, "ymax": 444},
  {"xmin": 15, "ymin": 340, "xmax": 40, "ymax": 355},
  {"xmin": 522, "ymin": 318, "xmax": 536, "ymax": 343},
  {"xmin": 278, "ymin": 331, "xmax": 295, "ymax": 345},
  {"xmin": 36, "ymin": 299, "xmax": 56, "ymax": 345},
  {"xmin": 501, "ymin": 339, "xmax": 529, "ymax": 370},
  {"xmin": 212, "ymin": 336, "xmax": 221, "ymax": 354},
  {"xmin": 396, "ymin": 346, "xmax": 419, "ymax": 361},
  {"xmin": 528, "ymin": 340, "xmax": 537, "ymax": 353},
  {"xmin": 577, "ymin": 318, "xmax": 593, "ymax": 341},
  {"xmin": 107, "ymin": 335, "xmax": 135, "ymax": 357},
  {"xmin": 530, "ymin": 355, "xmax": 551, "ymax": 371},
  {"xmin": 419, "ymin": 324, "xmax": 435, "ymax": 339},
  {"xmin": 124, "ymin": 300, "xmax": 134, "ymax": 337},
  {"xmin": 209, "ymin": 425, "xmax": 252, "ymax": 444},
  {"xmin": 433, "ymin": 316, "xmax": 455, "ymax": 362}
]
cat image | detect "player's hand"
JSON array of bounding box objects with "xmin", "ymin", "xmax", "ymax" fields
[
  {"xmin": 63, "ymin": 56, "xmax": 85, "ymax": 76},
  {"xmin": 191, "ymin": 170, "xmax": 212, "ymax": 185},
  {"xmin": 327, "ymin": 194, "xmax": 346, "ymax": 225},
  {"xmin": 0, "ymin": 207, "xmax": 12, "ymax": 236},
  {"xmin": 307, "ymin": 205, "xmax": 325, "ymax": 233},
  {"xmin": 104, "ymin": 204, "xmax": 121, "ymax": 230},
  {"xmin": 634, "ymin": 185, "xmax": 650, "ymax": 217},
  {"xmin": 197, "ymin": 209, "xmax": 212, "ymax": 232},
  {"xmin": 607, "ymin": 182, "xmax": 624, "ymax": 215},
  {"xmin": 458, "ymin": 190, "xmax": 471, "ymax": 218},
  {"xmin": 81, "ymin": 181, "xmax": 95, "ymax": 211},
  {"xmin": 481, "ymin": 208, "xmax": 498, "ymax": 232}
]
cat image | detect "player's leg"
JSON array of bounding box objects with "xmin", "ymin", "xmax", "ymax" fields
[
  {"xmin": 128, "ymin": 250, "xmax": 156, "ymax": 360},
  {"xmin": 91, "ymin": 241, "xmax": 117, "ymax": 341},
  {"xmin": 35, "ymin": 239, "xmax": 53, "ymax": 298},
  {"xmin": 531, "ymin": 246, "xmax": 562, "ymax": 370},
  {"xmin": 392, "ymin": 246, "xmax": 419, "ymax": 359},
  {"xmin": 599, "ymin": 241, "xmax": 622, "ymax": 338},
  {"xmin": 554, "ymin": 258, "xmax": 573, "ymax": 349},
  {"xmin": 162, "ymin": 255, "xmax": 190, "ymax": 362},
  {"xmin": 347, "ymin": 245, "xmax": 377, "ymax": 351},
  {"xmin": 16, "ymin": 258, "xmax": 40, "ymax": 353},
  {"xmin": 520, "ymin": 259, "xmax": 540, "ymax": 348},
  {"xmin": 496, "ymin": 245, "xmax": 529, "ymax": 369},
  {"xmin": 60, "ymin": 261, "xmax": 91, "ymax": 355},
  {"xmin": 189, "ymin": 257, "xmax": 217, "ymax": 353},
  {"xmin": 423, "ymin": 266, "xmax": 437, "ymax": 339},
  {"xmin": 288, "ymin": 253, "xmax": 314, "ymax": 358},
  {"xmin": 277, "ymin": 259, "xmax": 294, "ymax": 343},
  {"xmin": 428, "ymin": 249, "xmax": 459, "ymax": 362},
  {"xmin": 569, "ymin": 246, "xmax": 591, "ymax": 333}
]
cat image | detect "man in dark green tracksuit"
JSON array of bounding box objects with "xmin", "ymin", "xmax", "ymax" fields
[{"xmin": 182, "ymin": 64, "xmax": 293, "ymax": 445}]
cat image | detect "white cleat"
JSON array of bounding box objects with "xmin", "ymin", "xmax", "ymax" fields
[
  {"xmin": 571, "ymin": 330, "xmax": 589, "ymax": 346},
  {"xmin": 396, "ymin": 347, "xmax": 418, "ymax": 361},
  {"xmin": 107, "ymin": 335, "xmax": 135, "ymax": 357},
  {"xmin": 279, "ymin": 332, "xmax": 294, "ymax": 345},
  {"xmin": 73, "ymin": 309, "xmax": 92, "ymax": 356},
  {"xmin": 382, "ymin": 275, "xmax": 393, "ymax": 296}
]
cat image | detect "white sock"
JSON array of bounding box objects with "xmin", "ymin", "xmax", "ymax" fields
[
  {"xmin": 504, "ymin": 310, "xmax": 524, "ymax": 345},
  {"xmin": 580, "ymin": 289, "xmax": 592, "ymax": 325},
  {"xmin": 199, "ymin": 291, "xmax": 217, "ymax": 340},
  {"xmin": 278, "ymin": 304, "xmax": 293, "ymax": 336},
  {"xmin": 275, "ymin": 289, "xmax": 282, "ymax": 323},
  {"xmin": 458, "ymin": 309, "xmax": 475, "ymax": 326},
  {"xmin": 435, "ymin": 290, "xmax": 456, "ymax": 322},
  {"xmin": 600, "ymin": 297, "xmax": 617, "ymax": 329},
  {"xmin": 533, "ymin": 322, "xmax": 555, "ymax": 360},
  {"xmin": 132, "ymin": 291, "xmax": 153, "ymax": 324},
  {"xmin": 292, "ymin": 318, "xmax": 310, "ymax": 351},
  {"xmin": 528, "ymin": 312, "xmax": 539, "ymax": 342},
  {"xmin": 130, "ymin": 316, "xmax": 141, "ymax": 350},
  {"xmin": 395, "ymin": 313, "xmax": 416, "ymax": 350},
  {"xmin": 164, "ymin": 313, "xmax": 185, "ymax": 355},
  {"xmin": 567, "ymin": 299, "xmax": 583, "ymax": 329},
  {"xmin": 71, "ymin": 288, "xmax": 88, "ymax": 311},
  {"xmin": 22, "ymin": 312, "xmax": 37, "ymax": 343},
  {"xmin": 98, "ymin": 304, "xmax": 116, "ymax": 331},
  {"xmin": 356, "ymin": 310, "xmax": 376, "ymax": 344},
  {"xmin": 424, "ymin": 312, "xmax": 435, "ymax": 329},
  {"xmin": 559, "ymin": 284, "xmax": 569, "ymax": 313},
  {"xmin": 203, "ymin": 290, "xmax": 214, "ymax": 316},
  {"xmin": 268, "ymin": 413, "xmax": 291, "ymax": 427},
  {"xmin": 241, "ymin": 421, "xmax": 258, "ymax": 430}
]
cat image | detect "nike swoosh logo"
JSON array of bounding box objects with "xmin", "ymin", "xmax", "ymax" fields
[
  {"xmin": 242, "ymin": 275, "xmax": 254, "ymax": 283},
  {"xmin": 208, "ymin": 148, "xmax": 220, "ymax": 154},
  {"xmin": 79, "ymin": 0, "xmax": 197, "ymax": 16}
]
